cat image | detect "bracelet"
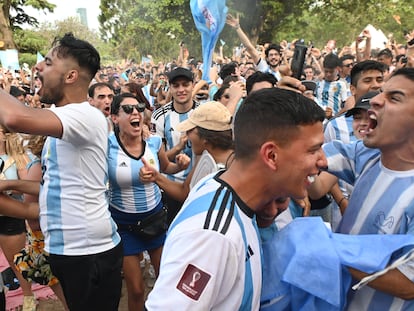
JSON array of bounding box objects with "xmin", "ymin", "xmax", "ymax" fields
[
  {"xmin": 338, "ymin": 197, "xmax": 347, "ymax": 205},
  {"xmin": 234, "ymin": 24, "xmax": 240, "ymax": 30}
]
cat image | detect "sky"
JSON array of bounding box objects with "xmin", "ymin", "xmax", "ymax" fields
[{"xmin": 24, "ymin": 0, "xmax": 101, "ymax": 31}]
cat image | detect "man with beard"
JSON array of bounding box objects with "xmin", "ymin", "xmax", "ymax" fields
[
  {"xmin": 0, "ymin": 33, "xmax": 122, "ymax": 311},
  {"xmin": 226, "ymin": 14, "xmax": 282, "ymax": 81}
]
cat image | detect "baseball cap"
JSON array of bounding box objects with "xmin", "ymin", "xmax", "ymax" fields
[
  {"xmin": 175, "ymin": 101, "xmax": 232, "ymax": 132},
  {"xmin": 345, "ymin": 91, "xmax": 379, "ymax": 117},
  {"xmin": 377, "ymin": 48, "xmax": 393, "ymax": 58},
  {"xmin": 167, "ymin": 67, "xmax": 193, "ymax": 83}
]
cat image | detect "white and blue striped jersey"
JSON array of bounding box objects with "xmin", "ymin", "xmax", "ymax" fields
[
  {"xmin": 324, "ymin": 114, "xmax": 355, "ymax": 143},
  {"xmin": 151, "ymin": 101, "xmax": 199, "ymax": 182},
  {"xmin": 324, "ymin": 140, "xmax": 414, "ymax": 311},
  {"xmin": 316, "ymin": 79, "xmax": 349, "ymax": 116},
  {"xmin": 39, "ymin": 103, "xmax": 120, "ymax": 256},
  {"xmin": 108, "ymin": 134, "xmax": 162, "ymax": 213},
  {"xmin": 146, "ymin": 172, "xmax": 261, "ymax": 311}
]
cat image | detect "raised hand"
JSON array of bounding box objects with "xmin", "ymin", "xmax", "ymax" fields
[
  {"xmin": 139, "ymin": 157, "xmax": 159, "ymax": 183},
  {"xmin": 176, "ymin": 153, "xmax": 190, "ymax": 171}
]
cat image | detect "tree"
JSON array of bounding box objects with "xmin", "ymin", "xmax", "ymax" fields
[
  {"xmin": 0, "ymin": 0, "xmax": 55, "ymax": 49},
  {"xmin": 14, "ymin": 17, "xmax": 115, "ymax": 66}
]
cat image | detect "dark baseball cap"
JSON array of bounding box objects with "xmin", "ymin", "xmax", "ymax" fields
[
  {"xmin": 345, "ymin": 91, "xmax": 379, "ymax": 117},
  {"xmin": 167, "ymin": 67, "xmax": 193, "ymax": 83}
]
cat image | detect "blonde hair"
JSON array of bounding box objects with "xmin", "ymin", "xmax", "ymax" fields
[
  {"xmin": 25, "ymin": 135, "xmax": 46, "ymax": 158},
  {"xmin": 2, "ymin": 126, "xmax": 30, "ymax": 170}
]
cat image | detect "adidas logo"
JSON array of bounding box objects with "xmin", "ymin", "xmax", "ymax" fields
[{"xmin": 119, "ymin": 162, "xmax": 127, "ymax": 167}]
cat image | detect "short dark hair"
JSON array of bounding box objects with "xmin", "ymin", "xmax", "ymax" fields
[
  {"xmin": 88, "ymin": 82, "xmax": 114, "ymax": 98},
  {"xmin": 391, "ymin": 67, "xmax": 414, "ymax": 82},
  {"xmin": 219, "ymin": 62, "xmax": 238, "ymax": 80},
  {"xmin": 222, "ymin": 75, "xmax": 238, "ymax": 85},
  {"xmin": 197, "ymin": 127, "xmax": 233, "ymax": 151},
  {"xmin": 52, "ymin": 33, "xmax": 100, "ymax": 80},
  {"xmin": 350, "ymin": 60, "xmax": 385, "ymax": 86},
  {"xmin": 246, "ymin": 71, "xmax": 277, "ymax": 94},
  {"xmin": 265, "ymin": 44, "xmax": 282, "ymax": 58},
  {"xmin": 234, "ymin": 88, "xmax": 325, "ymax": 160},
  {"xmin": 339, "ymin": 54, "xmax": 355, "ymax": 64},
  {"xmin": 323, "ymin": 53, "xmax": 341, "ymax": 69}
]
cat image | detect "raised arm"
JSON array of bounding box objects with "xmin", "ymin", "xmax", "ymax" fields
[{"xmin": 226, "ymin": 14, "xmax": 261, "ymax": 65}]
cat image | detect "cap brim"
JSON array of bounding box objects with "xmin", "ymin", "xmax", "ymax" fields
[
  {"xmin": 169, "ymin": 75, "xmax": 193, "ymax": 83},
  {"xmin": 175, "ymin": 119, "xmax": 196, "ymax": 132},
  {"xmin": 345, "ymin": 107, "xmax": 367, "ymax": 117}
]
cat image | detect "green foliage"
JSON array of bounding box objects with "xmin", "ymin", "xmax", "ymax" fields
[
  {"xmin": 13, "ymin": 28, "xmax": 48, "ymax": 54},
  {"xmin": 5, "ymin": 0, "xmax": 414, "ymax": 66},
  {"xmin": 18, "ymin": 52, "xmax": 37, "ymax": 66},
  {"xmin": 9, "ymin": 0, "xmax": 55, "ymax": 29}
]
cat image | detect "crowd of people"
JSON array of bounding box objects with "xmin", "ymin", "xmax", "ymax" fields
[{"xmin": 0, "ymin": 12, "xmax": 414, "ymax": 311}]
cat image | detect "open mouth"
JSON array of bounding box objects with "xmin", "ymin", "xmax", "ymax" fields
[
  {"xmin": 367, "ymin": 111, "xmax": 378, "ymax": 132},
  {"xmin": 307, "ymin": 175, "xmax": 316, "ymax": 183},
  {"xmin": 130, "ymin": 120, "xmax": 140, "ymax": 128}
]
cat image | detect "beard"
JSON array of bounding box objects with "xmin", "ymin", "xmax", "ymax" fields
[{"xmin": 39, "ymin": 77, "xmax": 65, "ymax": 105}]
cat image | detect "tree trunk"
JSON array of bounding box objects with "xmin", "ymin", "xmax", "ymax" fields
[{"xmin": 0, "ymin": 1, "xmax": 16, "ymax": 49}]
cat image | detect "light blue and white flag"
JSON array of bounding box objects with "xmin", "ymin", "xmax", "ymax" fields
[
  {"xmin": 36, "ymin": 51, "xmax": 44, "ymax": 63},
  {"xmin": 190, "ymin": 0, "xmax": 227, "ymax": 83},
  {"xmin": 0, "ymin": 49, "xmax": 20, "ymax": 71},
  {"xmin": 260, "ymin": 217, "xmax": 414, "ymax": 311}
]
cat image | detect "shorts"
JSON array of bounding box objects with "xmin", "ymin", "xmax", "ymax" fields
[
  {"xmin": 0, "ymin": 216, "xmax": 26, "ymax": 235},
  {"xmin": 110, "ymin": 202, "xmax": 166, "ymax": 256},
  {"xmin": 14, "ymin": 229, "xmax": 59, "ymax": 287},
  {"xmin": 48, "ymin": 242, "xmax": 123, "ymax": 311}
]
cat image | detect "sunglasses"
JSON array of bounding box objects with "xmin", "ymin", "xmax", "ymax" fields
[
  {"xmin": 120, "ymin": 103, "xmax": 146, "ymax": 114},
  {"xmin": 343, "ymin": 63, "xmax": 354, "ymax": 68}
]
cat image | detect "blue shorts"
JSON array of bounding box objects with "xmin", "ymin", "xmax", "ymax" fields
[{"xmin": 109, "ymin": 201, "xmax": 166, "ymax": 256}]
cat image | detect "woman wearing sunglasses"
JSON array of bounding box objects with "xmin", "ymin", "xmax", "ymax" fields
[{"xmin": 108, "ymin": 93, "xmax": 190, "ymax": 311}]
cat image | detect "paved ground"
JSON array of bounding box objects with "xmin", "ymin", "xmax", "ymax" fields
[{"xmin": 37, "ymin": 280, "xmax": 130, "ymax": 310}]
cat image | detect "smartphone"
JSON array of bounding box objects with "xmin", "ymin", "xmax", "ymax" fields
[{"xmin": 291, "ymin": 43, "xmax": 308, "ymax": 80}]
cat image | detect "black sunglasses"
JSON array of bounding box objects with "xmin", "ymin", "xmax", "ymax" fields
[
  {"xmin": 120, "ymin": 103, "xmax": 146, "ymax": 114},
  {"xmin": 343, "ymin": 63, "xmax": 354, "ymax": 68}
]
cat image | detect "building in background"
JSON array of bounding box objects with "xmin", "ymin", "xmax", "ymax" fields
[{"xmin": 76, "ymin": 8, "xmax": 88, "ymax": 28}]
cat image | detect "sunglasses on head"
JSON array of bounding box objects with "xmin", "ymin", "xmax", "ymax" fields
[{"xmin": 120, "ymin": 103, "xmax": 146, "ymax": 114}]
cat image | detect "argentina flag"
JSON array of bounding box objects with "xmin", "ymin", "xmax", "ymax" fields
[{"xmin": 190, "ymin": 0, "xmax": 227, "ymax": 83}]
